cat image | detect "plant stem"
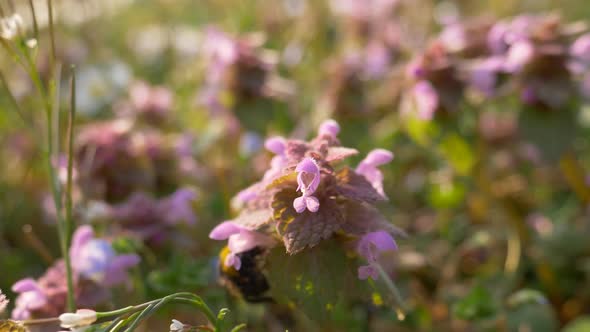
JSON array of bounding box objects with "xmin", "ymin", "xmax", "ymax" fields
[
  {"xmin": 27, "ymin": 0, "xmax": 39, "ymax": 39},
  {"xmin": 375, "ymin": 263, "xmax": 407, "ymax": 320},
  {"xmin": 65, "ymin": 67, "xmax": 76, "ymax": 247}
]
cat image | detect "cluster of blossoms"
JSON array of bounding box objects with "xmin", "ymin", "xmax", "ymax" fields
[
  {"xmin": 319, "ymin": 0, "xmax": 401, "ymax": 117},
  {"xmin": 75, "ymin": 120, "xmax": 198, "ymax": 203},
  {"xmin": 198, "ymin": 27, "xmax": 294, "ymax": 133},
  {"xmin": 116, "ymin": 81, "xmax": 174, "ymax": 125},
  {"xmin": 88, "ymin": 187, "xmax": 197, "ymax": 245},
  {"xmin": 11, "ymin": 226, "xmax": 139, "ymax": 320},
  {"xmin": 64, "ymin": 81, "xmax": 200, "ymax": 246},
  {"xmin": 210, "ymin": 120, "xmax": 400, "ymax": 279},
  {"xmin": 405, "ymin": 13, "xmax": 590, "ymax": 120}
]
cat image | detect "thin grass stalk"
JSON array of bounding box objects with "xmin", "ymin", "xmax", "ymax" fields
[
  {"xmin": 46, "ymin": 0, "xmax": 56, "ymax": 63},
  {"xmin": 375, "ymin": 263, "xmax": 407, "ymax": 321},
  {"xmin": 28, "ymin": 0, "xmax": 39, "ymax": 39}
]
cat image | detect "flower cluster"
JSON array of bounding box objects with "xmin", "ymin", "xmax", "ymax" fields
[
  {"xmin": 74, "ymin": 119, "xmax": 198, "ymax": 203},
  {"xmin": 104, "ymin": 187, "xmax": 198, "ymax": 245},
  {"xmin": 11, "ymin": 226, "xmax": 139, "ymax": 320},
  {"xmin": 116, "ymin": 81, "xmax": 173, "ymax": 125},
  {"xmin": 405, "ymin": 13, "xmax": 590, "ymax": 119},
  {"xmin": 198, "ymin": 27, "xmax": 294, "ymax": 134},
  {"xmin": 210, "ymin": 120, "xmax": 399, "ymax": 279}
]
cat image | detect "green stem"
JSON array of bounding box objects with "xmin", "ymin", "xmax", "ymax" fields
[
  {"xmin": 28, "ymin": 0, "xmax": 39, "ymax": 39},
  {"xmin": 65, "ymin": 67, "xmax": 76, "ymax": 248},
  {"xmin": 504, "ymin": 224, "xmax": 521, "ymax": 275},
  {"xmin": 375, "ymin": 263, "xmax": 408, "ymax": 320},
  {"xmin": 111, "ymin": 311, "xmax": 140, "ymax": 332}
]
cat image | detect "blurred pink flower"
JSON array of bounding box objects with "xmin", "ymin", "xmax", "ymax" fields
[
  {"xmin": 356, "ymin": 149, "xmax": 393, "ymax": 197},
  {"xmin": 209, "ymin": 222, "xmax": 275, "ymax": 270},
  {"xmin": 70, "ymin": 225, "xmax": 140, "ymax": 286},
  {"xmin": 356, "ymin": 231, "xmax": 398, "ymax": 280},
  {"xmin": 294, "ymin": 158, "xmax": 321, "ymax": 213},
  {"xmin": 413, "ymin": 81, "xmax": 439, "ymax": 120}
]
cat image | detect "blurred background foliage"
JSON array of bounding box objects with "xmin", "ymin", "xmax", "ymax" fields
[{"xmin": 1, "ymin": 0, "xmax": 590, "ymax": 331}]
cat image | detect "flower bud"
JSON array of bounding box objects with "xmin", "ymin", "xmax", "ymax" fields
[{"xmin": 59, "ymin": 309, "xmax": 97, "ymax": 329}]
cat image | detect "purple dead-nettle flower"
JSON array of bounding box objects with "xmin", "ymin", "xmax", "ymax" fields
[
  {"xmin": 126, "ymin": 81, "xmax": 173, "ymax": 123},
  {"xmin": 356, "ymin": 149, "xmax": 394, "ymax": 197},
  {"xmin": 504, "ymin": 40, "xmax": 534, "ymax": 73},
  {"xmin": 318, "ymin": 119, "xmax": 340, "ymax": 138},
  {"xmin": 70, "ymin": 225, "xmax": 140, "ymax": 286},
  {"xmin": 209, "ymin": 221, "xmax": 276, "ymax": 270},
  {"xmin": 0, "ymin": 289, "xmax": 8, "ymax": 314},
  {"xmin": 107, "ymin": 189, "xmax": 198, "ymax": 245},
  {"xmin": 262, "ymin": 136, "xmax": 289, "ymax": 181},
  {"xmin": 412, "ymin": 81, "xmax": 439, "ymax": 120},
  {"xmin": 405, "ymin": 42, "xmax": 464, "ymax": 119},
  {"xmin": 571, "ymin": 33, "xmax": 590, "ymax": 65},
  {"xmin": 362, "ymin": 40, "xmax": 392, "ymax": 79},
  {"xmin": 11, "ymin": 278, "xmax": 47, "ymax": 319},
  {"xmin": 11, "ymin": 226, "xmax": 140, "ymax": 319},
  {"xmin": 466, "ymin": 56, "xmax": 504, "ymax": 96},
  {"xmin": 210, "ymin": 118, "xmax": 401, "ymax": 278},
  {"xmin": 477, "ymin": 13, "xmax": 581, "ymax": 109},
  {"xmin": 11, "ymin": 261, "xmax": 110, "ymax": 320},
  {"xmin": 356, "ymin": 231, "xmax": 398, "ymax": 280},
  {"xmin": 160, "ymin": 188, "xmax": 198, "ymax": 225},
  {"xmin": 293, "ymin": 158, "xmax": 321, "ymax": 213}
]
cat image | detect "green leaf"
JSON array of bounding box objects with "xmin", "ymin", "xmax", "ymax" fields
[
  {"xmin": 428, "ymin": 180, "xmax": 465, "ymax": 209},
  {"xmin": 405, "ymin": 114, "xmax": 440, "ymax": 146},
  {"xmin": 272, "ymin": 188, "xmax": 344, "ymax": 253},
  {"xmin": 265, "ymin": 239, "xmax": 365, "ymax": 322},
  {"xmin": 506, "ymin": 297, "xmax": 558, "ymax": 332},
  {"xmin": 437, "ymin": 134, "xmax": 475, "ymax": 176},
  {"xmin": 335, "ymin": 167, "xmax": 386, "ymax": 203},
  {"xmin": 507, "ymin": 289, "xmax": 549, "ymax": 308},
  {"xmin": 562, "ymin": 316, "xmax": 590, "ymax": 332},
  {"xmin": 519, "ymin": 107, "xmax": 577, "ymax": 162},
  {"xmin": 265, "ymin": 172, "xmax": 297, "ymax": 190},
  {"xmin": 452, "ymin": 284, "xmax": 497, "ymax": 321}
]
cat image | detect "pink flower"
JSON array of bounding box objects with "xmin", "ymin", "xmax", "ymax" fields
[
  {"xmin": 11, "ymin": 279, "xmax": 47, "ymax": 319},
  {"xmin": 356, "ymin": 149, "xmax": 393, "ymax": 197},
  {"xmin": 294, "ymin": 158, "xmax": 321, "ymax": 213},
  {"xmin": 413, "ymin": 81, "xmax": 439, "ymax": 120},
  {"xmin": 571, "ymin": 33, "xmax": 590, "ymax": 64},
  {"xmin": 209, "ymin": 222, "xmax": 275, "ymax": 270},
  {"xmin": 296, "ymin": 158, "xmax": 321, "ymax": 195},
  {"xmin": 129, "ymin": 81, "xmax": 173, "ymax": 121},
  {"xmin": 318, "ymin": 119, "xmax": 340, "ymax": 138},
  {"xmin": 264, "ymin": 136, "xmax": 287, "ymax": 155},
  {"xmin": 356, "ymin": 231, "xmax": 398, "ymax": 280},
  {"xmin": 70, "ymin": 225, "xmax": 140, "ymax": 286},
  {"xmin": 263, "ymin": 136, "xmax": 289, "ymax": 181},
  {"xmin": 293, "ymin": 195, "xmax": 320, "ymax": 213},
  {"xmin": 160, "ymin": 188, "xmax": 198, "ymax": 225},
  {"xmin": 504, "ymin": 41, "xmax": 534, "ymax": 73}
]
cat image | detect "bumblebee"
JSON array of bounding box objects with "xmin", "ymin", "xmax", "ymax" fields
[
  {"xmin": 0, "ymin": 320, "xmax": 27, "ymax": 332},
  {"xmin": 219, "ymin": 246, "xmax": 272, "ymax": 303}
]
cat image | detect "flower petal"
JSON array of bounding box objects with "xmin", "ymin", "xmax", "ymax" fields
[
  {"xmin": 70, "ymin": 225, "xmax": 94, "ymax": 257},
  {"xmin": 318, "ymin": 119, "xmax": 340, "ymax": 137},
  {"xmin": 358, "ymin": 265, "xmax": 378, "ymax": 280},
  {"xmin": 11, "ymin": 278, "xmax": 38, "ymax": 293},
  {"xmin": 293, "ymin": 196, "xmax": 307, "ymax": 213},
  {"xmin": 305, "ymin": 195, "xmax": 320, "ymax": 212},
  {"xmin": 264, "ymin": 136, "xmax": 286, "ymax": 155},
  {"xmin": 209, "ymin": 221, "xmax": 244, "ymax": 240}
]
